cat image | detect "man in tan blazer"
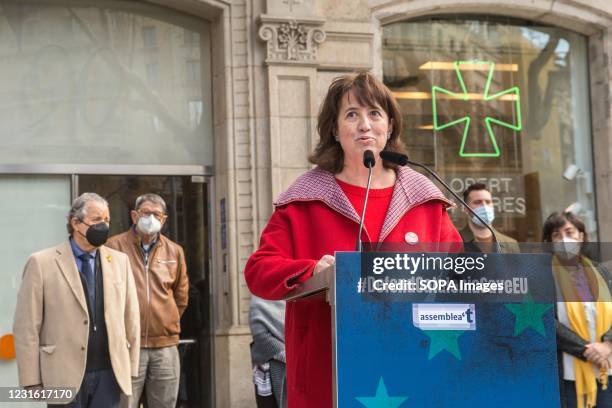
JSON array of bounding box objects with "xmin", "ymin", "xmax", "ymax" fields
[{"xmin": 13, "ymin": 192, "xmax": 140, "ymax": 407}]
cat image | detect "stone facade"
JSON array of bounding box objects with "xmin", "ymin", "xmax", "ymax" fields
[{"xmin": 157, "ymin": 0, "xmax": 612, "ymax": 406}]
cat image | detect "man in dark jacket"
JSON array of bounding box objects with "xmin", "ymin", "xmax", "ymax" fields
[
  {"xmin": 459, "ymin": 183, "xmax": 520, "ymax": 253},
  {"xmin": 107, "ymin": 193, "xmax": 189, "ymax": 408}
]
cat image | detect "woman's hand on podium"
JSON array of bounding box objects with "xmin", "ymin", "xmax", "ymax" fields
[{"xmin": 313, "ymin": 254, "xmax": 335, "ymax": 275}]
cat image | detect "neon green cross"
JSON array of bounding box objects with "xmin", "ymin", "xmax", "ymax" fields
[{"xmin": 432, "ymin": 60, "xmax": 522, "ymax": 158}]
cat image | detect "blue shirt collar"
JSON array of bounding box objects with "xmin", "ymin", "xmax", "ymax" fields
[{"xmin": 69, "ymin": 237, "xmax": 98, "ymax": 259}]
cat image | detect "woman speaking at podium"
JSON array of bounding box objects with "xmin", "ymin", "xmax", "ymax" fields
[
  {"xmin": 543, "ymin": 212, "xmax": 612, "ymax": 408},
  {"xmin": 245, "ymin": 72, "xmax": 461, "ymax": 408}
]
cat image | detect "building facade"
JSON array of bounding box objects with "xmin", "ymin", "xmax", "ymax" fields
[{"xmin": 1, "ymin": 0, "xmax": 612, "ymax": 407}]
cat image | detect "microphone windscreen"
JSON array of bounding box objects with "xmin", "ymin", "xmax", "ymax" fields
[
  {"xmin": 363, "ymin": 150, "xmax": 375, "ymax": 168},
  {"xmin": 379, "ymin": 150, "xmax": 409, "ymax": 166}
]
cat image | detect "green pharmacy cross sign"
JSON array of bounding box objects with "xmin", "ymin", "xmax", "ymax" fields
[{"xmin": 432, "ymin": 60, "xmax": 522, "ymax": 158}]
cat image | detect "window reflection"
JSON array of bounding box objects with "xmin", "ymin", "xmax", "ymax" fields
[
  {"xmin": 184, "ymin": 29, "xmax": 200, "ymax": 46},
  {"xmin": 186, "ymin": 60, "xmax": 201, "ymax": 82},
  {"xmin": 383, "ymin": 17, "xmax": 596, "ymax": 241},
  {"xmin": 142, "ymin": 26, "xmax": 157, "ymax": 48},
  {"xmin": 0, "ymin": 1, "xmax": 213, "ymax": 166}
]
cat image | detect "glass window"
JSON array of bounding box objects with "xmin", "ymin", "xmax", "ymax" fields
[
  {"xmin": 0, "ymin": 176, "xmax": 70, "ymax": 395},
  {"xmin": 186, "ymin": 60, "xmax": 201, "ymax": 83},
  {"xmin": 146, "ymin": 62, "xmax": 160, "ymax": 87},
  {"xmin": 189, "ymin": 100, "xmax": 203, "ymax": 129},
  {"xmin": 142, "ymin": 26, "xmax": 157, "ymax": 48},
  {"xmin": 383, "ymin": 16, "xmax": 596, "ymax": 241},
  {"xmin": 184, "ymin": 29, "xmax": 200, "ymax": 46},
  {"xmin": 0, "ymin": 1, "xmax": 213, "ymax": 166}
]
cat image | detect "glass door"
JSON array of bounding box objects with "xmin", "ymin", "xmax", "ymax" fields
[
  {"xmin": 1, "ymin": 175, "xmax": 71, "ymax": 408},
  {"xmin": 77, "ymin": 175, "xmax": 212, "ymax": 408}
]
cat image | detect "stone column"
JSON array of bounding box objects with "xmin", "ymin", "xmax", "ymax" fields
[{"xmin": 258, "ymin": 5, "xmax": 326, "ymax": 198}]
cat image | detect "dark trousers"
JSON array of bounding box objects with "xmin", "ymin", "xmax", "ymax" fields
[
  {"xmin": 254, "ymin": 386, "xmax": 278, "ymax": 408},
  {"xmin": 563, "ymin": 378, "xmax": 612, "ymax": 408},
  {"xmin": 52, "ymin": 369, "xmax": 120, "ymax": 408}
]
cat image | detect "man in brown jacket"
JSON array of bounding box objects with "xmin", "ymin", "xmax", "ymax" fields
[
  {"xmin": 13, "ymin": 192, "xmax": 140, "ymax": 407},
  {"xmin": 106, "ymin": 193, "xmax": 189, "ymax": 408}
]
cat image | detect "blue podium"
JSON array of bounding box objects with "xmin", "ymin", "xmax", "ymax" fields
[{"xmin": 287, "ymin": 251, "xmax": 561, "ymax": 408}]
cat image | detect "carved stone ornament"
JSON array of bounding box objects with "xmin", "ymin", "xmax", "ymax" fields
[{"xmin": 258, "ymin": 17, "xmax": 326, "ymax": 65}]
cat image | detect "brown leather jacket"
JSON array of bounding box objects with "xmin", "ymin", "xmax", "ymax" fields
[{"xmin": 107, "ymin": 229, "xmax": 189, "ymax": 348}]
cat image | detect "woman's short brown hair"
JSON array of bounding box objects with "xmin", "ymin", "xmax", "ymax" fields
[
  {"xmin": 308, "ymin": 72, "xmax": 408, "ymax": 173},
  {"xmin": 542, "ymin": 211, "xmax": 588, "ymax": 243}
]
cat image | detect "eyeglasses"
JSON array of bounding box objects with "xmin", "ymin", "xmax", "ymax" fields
[{"xmin": 138, "ymin": 210, "xmax": 166, "ymax": 220}]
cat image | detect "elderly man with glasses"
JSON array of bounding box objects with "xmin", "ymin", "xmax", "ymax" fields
[{"xmin": 106, "ymin": 193, "xmax": 189, "ymax": 408}]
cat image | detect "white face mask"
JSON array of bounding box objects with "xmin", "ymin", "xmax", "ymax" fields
[
  {"xmin": 553, "ymin": 237, "xmax": 581, "ymax": 261},
  {"xmin": 471, "ymin": 205, "xmax": 495, "ymax": 227},
  {"xmin": 137, "ymin": 214, "xmax": 162, "ymax": 236}
]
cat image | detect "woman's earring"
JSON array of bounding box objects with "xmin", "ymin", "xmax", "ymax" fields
[
  {"xmin": 334, "ymin": 134, "xmax": 340, "ymax": 142},
  {"xmin": 387, "ymin": 132, "xmax": 391, "ymax": 140}
]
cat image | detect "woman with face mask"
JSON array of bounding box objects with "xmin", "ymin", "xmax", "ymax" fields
[{"xmin": 542, "ymin": 212, "xmax": 612, "ymax": 408}]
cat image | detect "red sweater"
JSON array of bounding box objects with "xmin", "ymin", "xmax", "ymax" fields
[
  {"xmin": 244, "ymin": 167, "xmax": 461, "ymax": 408},
  {"xmin": 336, "ymin": 178, "xmax": 394, "ymax": 243}
]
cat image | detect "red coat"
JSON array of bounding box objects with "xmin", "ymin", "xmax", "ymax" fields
[{"xmin": 244, "ymin": 167, "xmax": 461, "ymax": 407}]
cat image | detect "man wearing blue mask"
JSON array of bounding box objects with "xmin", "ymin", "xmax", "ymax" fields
[
  {"xmin": 13, "ymin": 192, "xmax": 140, "ymax": 407},
  {"xmin": 106, "ymin": 193, "xmax": 188, "ymax": 408},
  {"xmin": 460, "ymin": 183, "xmax": 519, "ymax": 253}
]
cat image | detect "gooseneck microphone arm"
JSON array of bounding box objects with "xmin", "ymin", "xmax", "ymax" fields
[
  {"xmin": 379, "ymin": 150, "xmax": 500, "ymax": 251},
  {"xmin": 356, "ymin": 150, "xmax": 375, "ymax": 252}
]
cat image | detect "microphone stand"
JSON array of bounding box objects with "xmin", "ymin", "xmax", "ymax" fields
[
  {"xmin": 404, "ymin": 159, "xmax": 501, "ymax": 253},
  {"xmin": 356, "ymin": 152, "xmax": 375, "ymax": 252}
]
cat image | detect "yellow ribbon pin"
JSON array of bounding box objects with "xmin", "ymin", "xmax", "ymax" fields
[{"xmin": 106, "ymin": 255, "xmax": 112, "ymax": 262}]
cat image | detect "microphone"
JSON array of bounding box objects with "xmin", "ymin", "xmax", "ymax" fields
[
  {"xmin": 356, "ymin": 150, "xmax": 375, "ymax": 251},
  {"xmin": 363, "ymin": 150, "xmax": 376, "ymax": 168},
  {"xmin": 379, "ymin": 150, "xmax": 500, "ymax": 251},
  {"xmin": 379, "ymin": 150, "xmax": 408, "ymax": 166}
]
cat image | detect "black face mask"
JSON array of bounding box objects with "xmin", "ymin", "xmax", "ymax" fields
[{"xmin": 80, "ymin": 222, "xmax": 109, "ymax": 247}]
